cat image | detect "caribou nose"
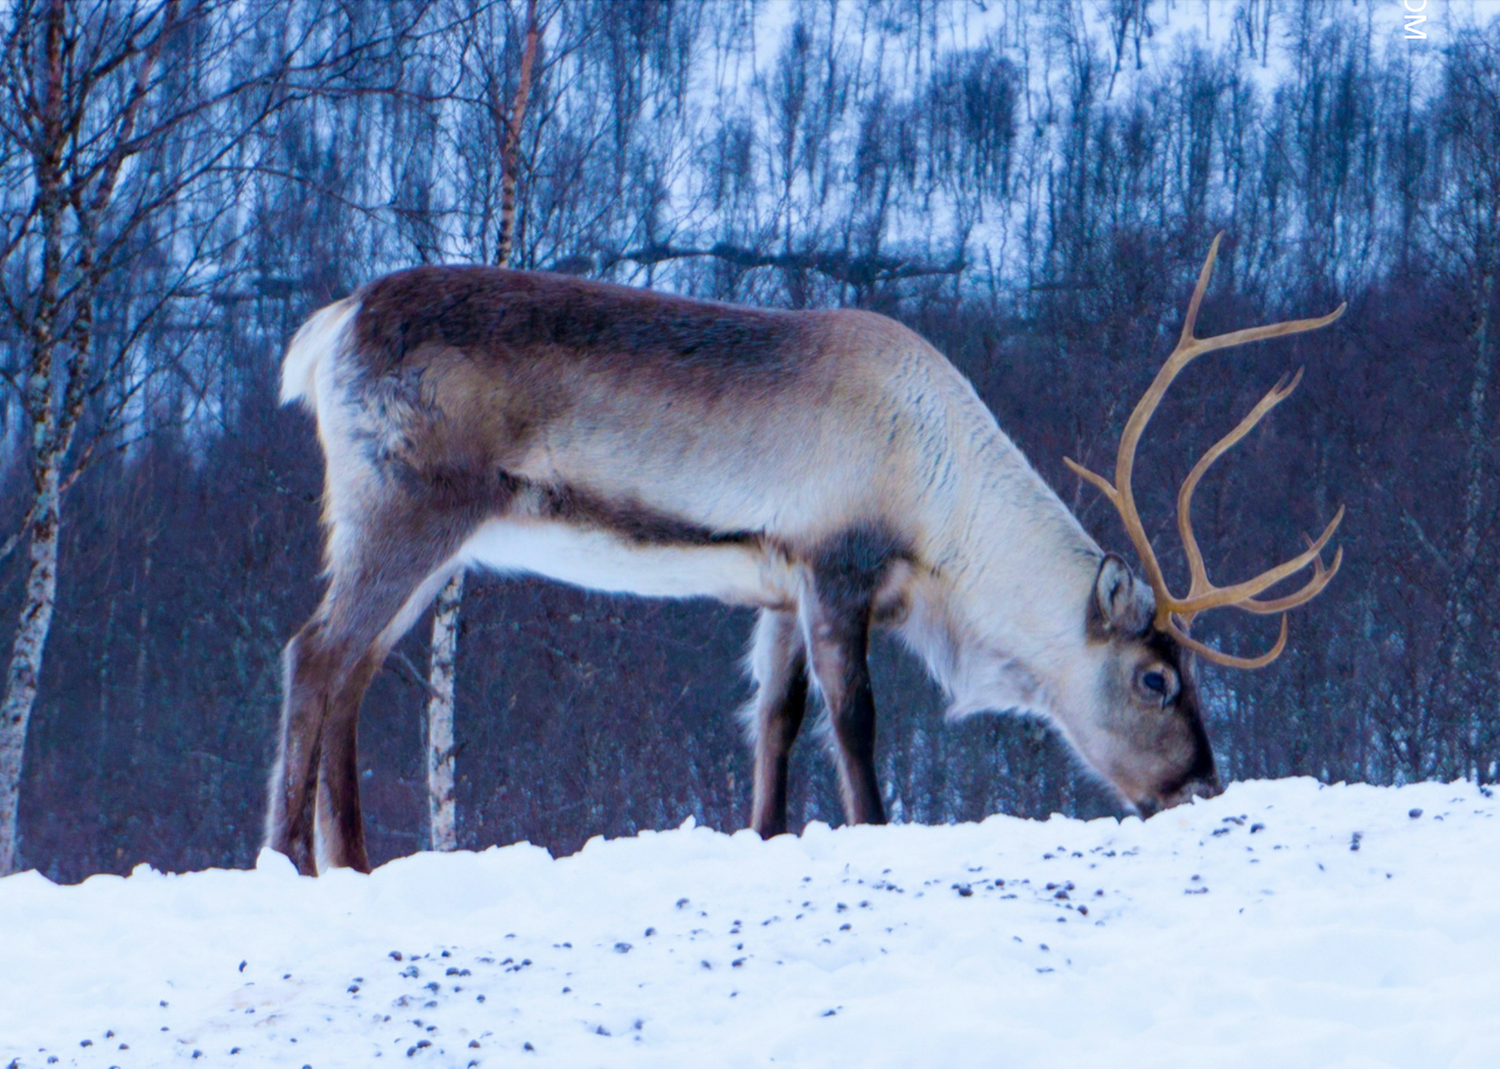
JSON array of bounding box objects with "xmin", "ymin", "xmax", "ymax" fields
[
  {"xmin": 1189, "ymin": 775, "xmax": 1223, "ymax": 800},
  {"xmin": 1134, "ymin": 775, "xmax": 1222, "ymax": 818},
  {"xmin": 1165, "ymin": 776, "xmax": 1222, "ymax": 809},
  {"xmin": 1137, "ymin": 777, "xmax": 1221, "ymax": 817}
]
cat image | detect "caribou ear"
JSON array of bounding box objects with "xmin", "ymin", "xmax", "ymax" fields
[{"xmin": 1089, "ymin": 555, "xmax": 1151, "ymax": 638}]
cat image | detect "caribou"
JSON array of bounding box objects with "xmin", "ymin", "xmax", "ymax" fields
[{"xmin": 266, "ymin": 234, "xmax": 1344, "ymax": 875}]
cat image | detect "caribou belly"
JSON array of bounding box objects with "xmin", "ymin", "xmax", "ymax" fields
[{"xmin": 459, "ymin": 518, "xmax": 793, "ymax": 608}]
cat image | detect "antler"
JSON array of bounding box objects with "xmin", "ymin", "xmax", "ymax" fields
[{"xmin": 1064, "ymin": 233, "xmax": 1346, "ymax": 668}]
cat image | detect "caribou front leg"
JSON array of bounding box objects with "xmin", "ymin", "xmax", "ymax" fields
[
  {"xmin": 801, "ymin": 530, "xmax": 897, "ymax": 827},
  {"xmin": 743, "ymin": 609, "xmax": 809, "ymax": 838}
]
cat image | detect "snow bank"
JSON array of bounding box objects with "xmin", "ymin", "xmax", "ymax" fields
[{"xmin": 3, "ymin": 779, "xmax": 1495, "ymax": 1068}]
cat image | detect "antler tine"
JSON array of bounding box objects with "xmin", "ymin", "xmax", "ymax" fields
[
  {"xmin": 1177, "ymin": 232, "xmax": 1222, "ymax": 347},
  {"xmin": 1172, "ymin": 505, "xmax": 1344, "ymax": 617},
  {"xmin": 1170, "ymin": 537, "xmax": 1340, "ymax": 667},
  {"xmin": 1171, "ymin": 368, "xmax": 1305, "ymax": 626},
  {"xmin": 1241, "ymin": 542, "xmax": 1344, "ymax": 615},
  {"xmin": 1166, "ymin": 614, "xmax": 1289, "ymax": 670},
  {"xmin": 1181, "ymin": 234, "xmax": 1348, "ymax": 359},
  {"xmin": 1190, "ymin": 304, "xmax": 1347, "ymax": 359},
  {"xmin": 1063, "ymin": 456, "xmax": 1119, "ymax": 504}
]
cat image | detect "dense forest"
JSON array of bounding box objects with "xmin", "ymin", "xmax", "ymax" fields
[{"xmin": 1, "ymin": 0, "xmax": 1495, "ymax": 882}]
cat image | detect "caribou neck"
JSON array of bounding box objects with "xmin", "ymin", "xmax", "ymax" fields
[{"xmin": 909, "ymin": 399, "xmax": 1104, "ymax": 718}]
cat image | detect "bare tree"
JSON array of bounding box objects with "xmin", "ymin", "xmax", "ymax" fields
[
  {"xmin": 0, "ymin": 0, "xmax": 191, "ymax": 875},
  {"xmin": 0, "ymin": 0, "xmax": 371, "ymax": 874}
]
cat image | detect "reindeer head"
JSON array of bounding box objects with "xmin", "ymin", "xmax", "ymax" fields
[{"xmin": 1058, "ymin": 234, "xmax": 1346, "ymax": 816}]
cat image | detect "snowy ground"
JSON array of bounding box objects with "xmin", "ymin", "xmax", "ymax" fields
[{"xmin": 2, "ymin": 778, "xmax": 1496, "ymax": 1069}]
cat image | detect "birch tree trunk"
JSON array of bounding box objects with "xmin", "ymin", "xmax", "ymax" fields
[
  {"xmin": 0, "ymin": 0, "xmax": 234, "ymax": 875},
  {"xmin": 425, "ymin": 573, "xmax": 463, "ymax": 852},
  {"xmin": 0, "ymin": 471, "xmax": 61, "ymax": 876},
  {"xmin": 0, "ymin": 0, "xmax": 67, "ymax": 877},
  {"xmin": 423, "ymin": 0, "xmax": 541, "ymax": 852}
]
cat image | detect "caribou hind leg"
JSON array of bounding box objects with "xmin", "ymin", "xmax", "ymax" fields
[
  {"xmin": 742, "ymin": 608, "xmax": 810, "ymax": 838},
  {"xmin": 310, "ymin": 647, "xmax": 384, "ymax": 872},
  {"xmin": 800, "ymin": 528, "xmax": 901, "ymax": 827},
  {"xmin": 265, "ymin": 517, "xmax": 469, "ymax": 875}
]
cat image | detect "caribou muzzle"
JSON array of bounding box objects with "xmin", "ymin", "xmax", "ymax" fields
[{"xmin": 1135, "ymin": 775, "xmax": 1222, "ymax": 819}]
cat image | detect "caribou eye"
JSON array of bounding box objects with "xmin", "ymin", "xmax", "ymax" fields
[{"xmin": 1136, "ymin": 666, "xmax": 1177, "ymax": 704}]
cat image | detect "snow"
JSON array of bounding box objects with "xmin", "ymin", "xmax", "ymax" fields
[
  {"xmin": 2, "ymin": 778, "xmax": 1496, "ymax": 1069},
  {"xmin": 644, "ymin": 0, "xmax": 1402, "ymax": 297}
]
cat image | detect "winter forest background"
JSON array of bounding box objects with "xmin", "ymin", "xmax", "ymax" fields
[{"xmin": 1, "ymin": 0, "xmax": 1495, "ymax": 882}]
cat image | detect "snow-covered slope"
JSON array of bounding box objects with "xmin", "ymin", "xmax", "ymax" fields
[{"xmin": 3, "ymin": 779, "xmax": 1495, "ymax": 1069}]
